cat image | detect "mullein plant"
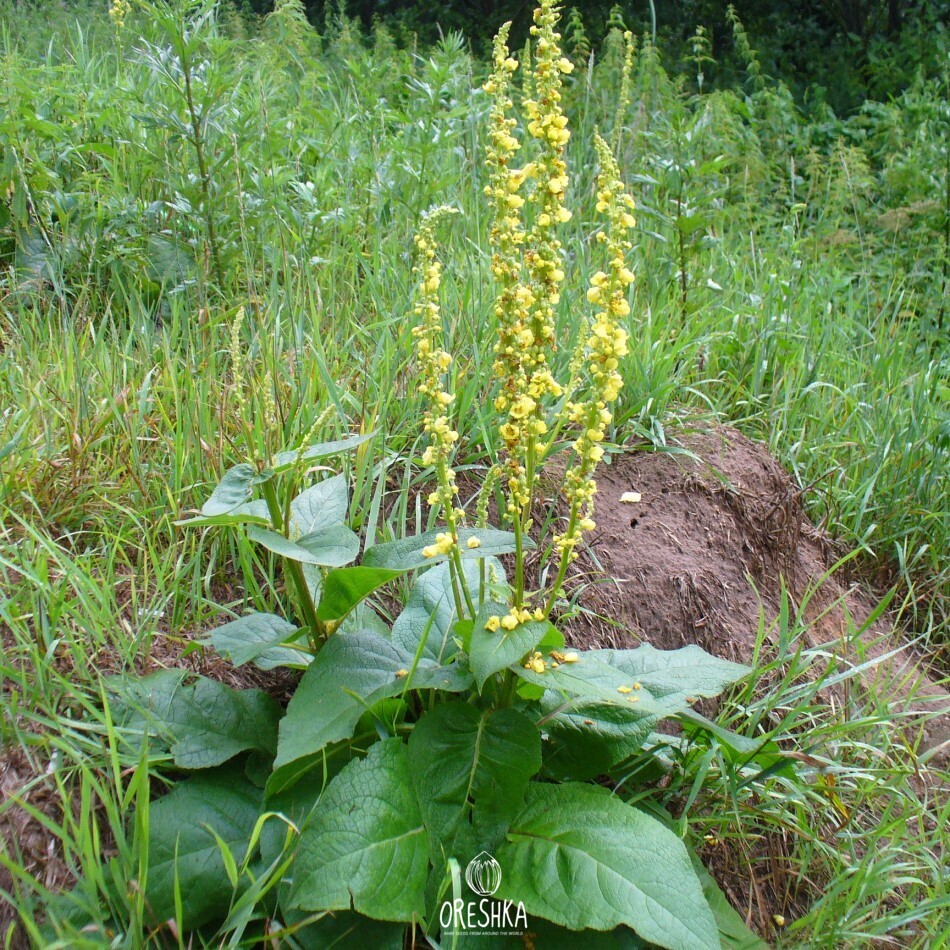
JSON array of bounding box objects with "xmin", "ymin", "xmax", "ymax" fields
[
  {"xmin": 416, "ymin": 0, "xmax": 634, "ymax": 630},
  {"xmin": 142, "ymin": 3, "xmax": 760, "ymax": 945}
]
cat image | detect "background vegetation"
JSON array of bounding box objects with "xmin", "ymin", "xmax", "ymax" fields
[{"xmin": 0, "ymin": 0, "xmax": 947, "ymax": 944}]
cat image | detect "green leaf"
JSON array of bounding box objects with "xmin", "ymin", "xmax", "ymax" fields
[
  {"xmin": 283, "ymin": 910, "xmax": 405, "ymax": 948},
  {"xmin": 363, "ymin": 527, "xmax": 525, "ymax": 572},
  {"xmin": 316, "ymin": 566, "xmax": 404, "ymax": 623},
  {"xmin": 497, "ymin": 783, "xmax": 718, "ymax": 950},
  {"xmin": 392, "ymin": 559, "xmax": 499, "ymax": 663},
  {"xmin": 246, "ymin": 523, "xmax": 360, "ymax": 567},
  {"xmin": 691, "ymin": 855, "xmax": 768, "ymax": 949},
  {"xmin": 146, "ymin": 767, "xmax": 263, "ymax": 928},
  {"xmin": 527, "ymin": 645, "xmax": 749, "ymax": 778},
  {"xmin": 110, "ymin": 670, "xmax": 282, "ymax": 769},
  {"xmin": 289, "ymin": 739, "xmax": 429, "ymax": 921},
  {"xmin": 204, "ymin": 612, "xmax": 311, "ymax": 670},
  {"xmin": 409, "ymin": 703, "xmax": 540, "ymax": 861},
  {"xmin": 175, "ymin": 499, "xmax": 271, "ymax": 528},
  {"xmin": 270, "ymin": 631, "xmax": 470, "ymax": 792},
  {"xmin": 540, "ymin": 698, "xmax": 660, "ymax": 780},
  {"xmin": 270, "ymin": 432, "xmax": 375, "ymax": 474},
  {"xmin": 514, "ymin": 651, "xmax": 670, "ymax": 716},
  {"xmin": 201, "ymin": 464, "xmax": 272, "ymax": 516},
  {"xmin": 470, "ymin": 602, "xmax": 549, "ymax": 690},
  {"xmin": 290, "ymin": 473, "xmax": 349, "ymax": 535},
  {"xmin": 272, "ymin": 632, "xmax": 408, "ymax": 773},
  {"xmin": 590, "ymin": 644, "xmax": 750, "ymax": 703}
]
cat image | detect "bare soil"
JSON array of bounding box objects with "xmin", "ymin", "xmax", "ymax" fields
[{"xmin": 560, "ymin": 425, "xmax": 949, "ymax": 764}]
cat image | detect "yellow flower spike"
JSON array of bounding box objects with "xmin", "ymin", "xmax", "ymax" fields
[
  {"xmin": 411, "ymin": 207, "xmax": 466, "ymax": 569},
  {"xmin": 546, "ymin": 133, "xmax": 636, "ymax": 605}
]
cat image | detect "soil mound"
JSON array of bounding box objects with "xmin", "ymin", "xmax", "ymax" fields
[{"xmin": 564, "ymin": 425, "xmax": 949, "ymax": 764}]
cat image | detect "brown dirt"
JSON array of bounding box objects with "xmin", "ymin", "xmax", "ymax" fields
[
  {"xmin": 560, "ymin": 425, "xmax": 950, "ymax": 766},
  {"xmin": 0, "ymin": 745, "xmax": 72, "ymax": 947}
]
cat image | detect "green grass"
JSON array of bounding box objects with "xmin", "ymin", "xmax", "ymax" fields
[{"xmin": 0, "ymin": 0, "xmax": 947, "ymax": 945}]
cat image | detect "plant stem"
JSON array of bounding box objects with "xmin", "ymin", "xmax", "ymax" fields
[
  {"xmin": 543, "ymin": 502, "xmax": 579, "ymax": 618},
  {"xmin": 260, "ymin": 479, "xmax": 323, "ymax": 645},
  {"xmin": 181, "ymin": 48, "xmax": 225, "ymax": 291}
]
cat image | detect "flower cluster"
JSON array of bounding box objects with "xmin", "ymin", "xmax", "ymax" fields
[
  {"xmin": 485, "ymin": 604, "xmax": 544, "ymax": 634},
  {"xmin": 521, "ymin": 0, "xmax": 573, "ymax": 402},
  {"xmin": 486, "ymin": 0, "xmax": 576, "ymax": 525},
  {"xmin": 411, "ymin": 208, "xmax": 464, "ymax": 555},
  {"xmin": 109, "ymin": 0, "xmax": 131, "ymax": 29},
  {"xmin": 552, "ymin": 135, "xmax": 634, "ymax": 565},
  {"xmin": 483, "ymin": 24, "xmax": 533, "ymax": 515},
  {"xmin": 614, "ymin": 30, "xmax": 636, "ymax": 154}
]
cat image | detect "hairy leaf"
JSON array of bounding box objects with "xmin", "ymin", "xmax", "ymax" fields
[
  {"xmin": 246, "ymin": 523, "xmax": 360, "ymax": 567},
  {"xmin": 409, "ymin": 703, "xmax": 540, "ymax": 860},
  {"xmin": 110, "ymin": 670, "xmax": 281, "ymax": 769},
  {"xmin": 470, "ymin": 601, "xmax": 549, "ymax": 690},
  {"xmin": 289, "ymin": 740, "xmax": 428, "ymax": 921},
  {"xmin": 496, "ymin": 783, "xmax": 718, "ymax": 949},
  {"xmin": 147, "ymin": 768, "xmax": 263, "ymax": 928},
  {"xmin": 290, "ymin": 473, "xmax": 349, "ymax": 535},
  {"xmin": 204, "ymin": 612, "xmax": 311, "ymax": 670}
]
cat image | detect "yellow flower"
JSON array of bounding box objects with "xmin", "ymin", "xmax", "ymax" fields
[
  {"xmin": 485, "ymin": 615, "xmax": 501, "ymax": 632},
  {"xmin": 553, "ymin": 134, "xmax": 635, "ymax": 567},
  {"xmin": 412, "ymin": 208, "xmax": 466, "ymax": 552},
  {"xmin": 466, "ymin": 536, "xmax": 481, "ymax": 549},
  {"xmin": 501, "ymin": 614, "xmax": 519, "ymax": 631}
]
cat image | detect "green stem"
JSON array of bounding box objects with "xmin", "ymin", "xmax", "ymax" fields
[
  {"xmin": 261, "ymin": 479, "xmax": 323, "ymax": 646},
  {"xmin": 543, "ymin": 502, "xmax": 580, "ymax": 618},
  {"xmin": 450, "ymin": 546, "xmax": 476, "ymax": 619},
  {"xmin": 513, "ymin": 515, "xmax": 525, "ymax": 608},
  {"xmin": 181, "ymin": 50, "xmax": 225, "ymax": 292}
]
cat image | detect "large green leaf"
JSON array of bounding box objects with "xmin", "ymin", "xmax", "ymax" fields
[
  {"xmin": 589, "ymin": 644, "xmax": 750, "ymax": 703},
  {"xmin": 200, "ymin": 464, "xmax": 272, "ymax": 516},
  {"xmin": 270, "ymin": 432, "xmax": 375, "ymax": 475},
  {"xmin": 110, "ymin": 670, "xmax": 281, "ymax": 769},
  {"xmin": 408, "ymin": 703, "xmax": 540, "ymax": 861},
  {"xmin": 496, "ymin": 783, "xmax": 718, "ymax": 950},
  {"xmin": 204, "ymin": 612, "xmax": 311, "ymax": 670},
  {"xmin": 147, "ymin": 767, "xmax": 263, "ymax": 928},
  {"xmin": 363, "ymin": 527, "xmax": 525, "ymax": 573},
  {"xmin": 246, "ymin": 523, "xmax": 360, "ymax": 567},
  {"xmin": 289, "ymin": 739, "xmax": 429, "ymax": 922},
  {"xmin": 290, "ymin": 473, "xmax": 349, "ymax": 535},
  {"xmin": 316, "ymin": 566, "xmax": 404, "ymax": 622},
  {"xmin": 692, "ymin": 855, "xmax": 768, "ymax": 950},
  {"xmin": 175, "ymin": 498, "xmax": 271, "ymax": 528},
  {"xmin": 514, "ymin": 650, "xmax": 671, "ymax": 715},
  {"xmin": 281, "ymin": 910, "xmax": 406, "ymax": 948},
  {"xmin": 540, "ymin": 697, "xmax": 660, "ymax": 780},
  {"xmin": 392, "ymin": 559, "xmax": 501, "ymax": 662},
  {"xmin": 270, "ymin": 631, "xmax": 470, "ymax": 793},
  {"xmin": 470, "ymin": 601, "xmax": 549, "ymax": 690}
]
